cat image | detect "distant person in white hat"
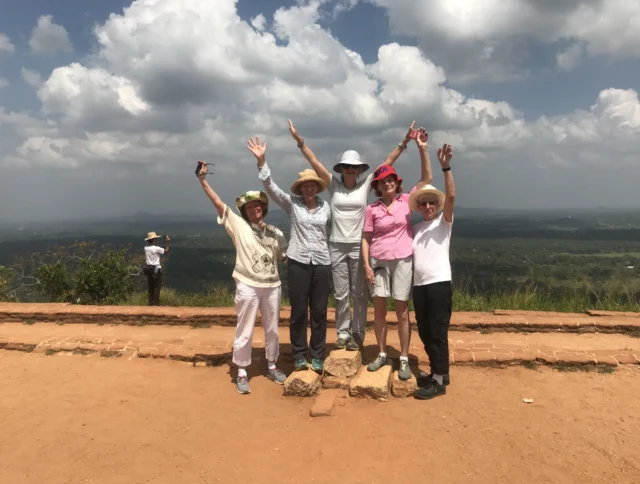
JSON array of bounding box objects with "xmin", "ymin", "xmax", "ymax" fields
[
  {"xmin": 196, "ymin": 160, "xmax": 288, "ymax": 395},
  {"xmin": 287, "ymin": 119, "xmax": 418, "ymax": 352},
  {"xmin": 143, "ymin": 232, "xmax": 171, "ymax": 306},
  {"xmin": 409, "ymin": 143, "xmax": 455, "ymax": 400},
  {"xmin": 251, "ymin": 135, "xmax": 332, "ymax": 375}
]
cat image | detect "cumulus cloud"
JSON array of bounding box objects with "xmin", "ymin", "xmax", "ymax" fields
[
  {"xmin": 557, "ymin": 42, "xmax": 585, "ymax": 71},
  {"xmin": 21, "ymin": 68, "xmax": 43, "ymax": 88},
  {"xmin": 29, "ymin": 15, "xmax": 73, "ymax": 54},
  {"xmin": 0, "ymin": 32, "xmax": 14, "ymax": 52},
  {"xmin": 369, "ymin": 0, "xmax": 640, "ymax": 83},
  {"xmin": 0, "ymin": 0, "xmax": 639, "ymax": 216},
  {"xmin": 0, "ymin": 78, "xmax": 9, "ymax": 88}
]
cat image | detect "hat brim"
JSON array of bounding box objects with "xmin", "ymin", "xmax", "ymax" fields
[
  {"xmin": 332, "ymin": 162, "xmax": 370, "ymax": 174},
  {"xmin": 409, "ymin": 186, "xmax": 446, "ymax": 212},
  {"xmin": 145, "ymin": 234, "xmax": 160, "ymax": 241},
  {"xmin": 291, "ymin": 176, "xmax": 328, "ymax": 195}
]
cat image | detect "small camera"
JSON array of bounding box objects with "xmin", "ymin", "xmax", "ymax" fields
[
  {"xmin": 195, "ymin": 160, "xmax": 205, "ymax": 176},
  {"xmin": 409, "ymin": 129, "xmax": 428, "ymax": 143}
]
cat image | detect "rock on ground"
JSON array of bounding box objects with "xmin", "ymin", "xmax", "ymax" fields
[
  {"xmin": 324, "ymin": 349, "xmax": 362, "ymax": 378},
  {"xmin": 390, "ymin": 370, "xmax": 418, "ymax": 398},
  {"xmin": 349, "ymin": 365, "xmax": 392, "ymax": 400},
  {"xmin": 283, "ymin": 370, "xmax": 321, "ymax": 397}
]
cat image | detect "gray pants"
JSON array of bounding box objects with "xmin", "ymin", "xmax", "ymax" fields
[{"xmin": 330, "ymin": 242, "xmax": 369, "ymax": 341}]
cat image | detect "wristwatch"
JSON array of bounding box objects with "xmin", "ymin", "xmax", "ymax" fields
[
  {"xmin": 297, "ymin": 139, "xmax": 305, "ymax": 148},
  {"xmin": 398, "ymin": 141, "xmax": 408, "ymax": 150}
]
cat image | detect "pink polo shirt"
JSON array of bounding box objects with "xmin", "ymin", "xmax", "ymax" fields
[{"xmin": 363, "ymin": 188, "xmax": 415, "ymax": 260}]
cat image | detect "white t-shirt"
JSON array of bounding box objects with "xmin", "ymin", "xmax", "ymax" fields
[
  {"xmin": 145, "ymin": 245, "xmax": 165, "ymax": 267},
  {"xmin": 327, "ymin": 172, "xmax": 374, "ymax": 243},
  {"xmin": 412, "ymin": 213, "xmax": 453, "ymax": 286}
]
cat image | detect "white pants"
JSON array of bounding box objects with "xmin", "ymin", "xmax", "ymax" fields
[
  {"xmin": 233, "ymin": 280, "xmax": 281, "ymax": 368},
  {"xmin": 330, "ymin": 242, "xmax": 368, "ymax": 342}
]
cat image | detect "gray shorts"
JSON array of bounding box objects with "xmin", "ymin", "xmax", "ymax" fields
[{"xmin": 368, "ymin": 256, "xmax": 413, "ymax": 301}]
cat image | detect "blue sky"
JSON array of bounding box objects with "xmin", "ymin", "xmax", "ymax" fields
[{"xmin": 1, "ymin": 0, "xmax": 639, "ymax": 221}]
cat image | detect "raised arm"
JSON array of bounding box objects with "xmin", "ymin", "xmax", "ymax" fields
[
  {"xmin": 414, "ymin": 133, "xmax": 433, "ymax": 189},
  {"xmin": 437, "ymin": 143, "xmax": 455, "ymax": 223},
  {"xmin": 164, "ymin": 235, "xmax": 171, "ymax": 256},
  {"xmin": 288, "ymin": 119, "xmax": 331, "ymax": 186},
  {"xmin": 197, "ymin": 162, "xmax": 226, "ymax": 218},
  {"xmin": 382, "ymin": 121, "xmax": 416, "ymax": 167},
  {"xmin": 248, "ymin": 137, "xmax": 293, "ymax": 214}
]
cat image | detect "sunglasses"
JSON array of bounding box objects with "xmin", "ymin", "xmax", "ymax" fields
[{"xmin": 417, "ymin": 200, "xmax": 439, "ymax": 207}]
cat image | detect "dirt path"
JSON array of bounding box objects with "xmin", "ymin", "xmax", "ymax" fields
[{"xmin": 1, "ymin": 351, "xmax": 639, "ymax": 484}]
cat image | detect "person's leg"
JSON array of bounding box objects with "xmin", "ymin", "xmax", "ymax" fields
[
  {"xmin": 309, "ymin": 264, "xmax": 331, "ymax": 362},
  {"xmin": 259, "ymin": 285, "xmax": 285, "ymax": 383},
  {"xmin": 367, "ymin": 257, "xmax": 390, "ymax": 371},
  {"xmin": 412, "ymin": 284, "xmax": 430, "ymax": 357},
  {"xmin": 153, "ymin": 270, "xmax": 163, "ymax": 306},
  {"xmin": 390, "ymin": 256, "xmax": 413, "ymax": 357},
  {"xmin": 329, "ymin": 243, "xmax": 351, "ymax": 345},
  {"xmin": 348, "ymin": 242, "xmax": 368, "ymax": 345},
  {"xmin": 232, "ymin": 280, "xmax": 259, "ymax": 370},
  {"xmin": 426, "ymin": 281, "xmax": 452, "ymax": 380},
  {"xmin": 287, "ymin": 260, "xmax": 311, "ymax": 363},
  {"xmin": 147, "ymin": 274, "xmax": 154, "ymax": 306}
]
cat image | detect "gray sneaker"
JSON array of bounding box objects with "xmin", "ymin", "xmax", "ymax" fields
[
  {"xmin": 367, "ymin": 354, "xmax": 388, "ymax": 372},
  {"xmin": 267, "ymin": 368, "xmax": 286, "ymax": 385},
  {"xmin": 334, "ymin": 337, "xmax": 349, "ymax": 350},
  {"xmin": 398, "ymin": 359, "xmax": 411, "ymax": 381},
  {"xmin": 346, "ymin": 334, "xmax": 362, "ymax": 351},
  {"xmin": 236, "ymin": 375, "xmax": 250, "ymax": 394}
]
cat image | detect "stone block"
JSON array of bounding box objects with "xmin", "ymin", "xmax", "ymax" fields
[
  {"xmin": 349, "ymin": 365, "xmax": 392, "ymax": 401},
  {"xmin": 322, "ymin": 375, "xmax": 350, "ymax": 390},
  {"xmin": 283, "ymin": 370, "xmax": 321, "ymax": 397},
  {"xmin": 390, "ymin": 370, "xmax": 418, "ymax": 398},
  {"xmin": 310, "ymin": 389, "xmax": 341, "ymax": 417},
  {"xmin": 324, "ymin": 349, "xmax": 362, "ymax": 378}
]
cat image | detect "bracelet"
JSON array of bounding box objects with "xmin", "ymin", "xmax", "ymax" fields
[
  {"xmin": 297, "ymin": 139, "xmax": 305, "ymax": 148},
  {"xmin": 442, "ymin": 167, "xmax": 451, "ymax": 172},
  {"xmin": 398, "ymin": 141, "xmax": 408, "ymax": 150}
]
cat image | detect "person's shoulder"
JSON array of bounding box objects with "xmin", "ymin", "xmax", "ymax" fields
[{"xmin": 266, "ymin": 223, "xmax": 284, "ymax": 235}]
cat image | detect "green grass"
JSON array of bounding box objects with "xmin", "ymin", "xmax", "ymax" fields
[{"xmin": 120, "ymin": 283, "xmax": 640, "ymax": 313}]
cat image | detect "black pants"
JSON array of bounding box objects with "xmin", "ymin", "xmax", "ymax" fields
[
  {"xmin": 413, "ymin": 281, "xmax": 452, "ymax": 375},
  {"xmin": 288, "ymin": 259, "xmax": 331, "ymax": 360},
  {"xmin": 146, "ymin": 270, "xmax": 163, "ymax": 306}
]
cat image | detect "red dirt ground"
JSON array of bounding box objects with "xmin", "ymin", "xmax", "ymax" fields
[{"xmin": 1, "ymin": 351, "xmax": 639, "ymax": 484}]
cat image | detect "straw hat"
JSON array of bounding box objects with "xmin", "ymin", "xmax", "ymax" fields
[
  {"xmin": 332, "ymin": 150, "xmax": 369, "ymax": 173},
  {"xmin": 145, "ymin": 232, "xmax": 161, "ymax": 241},
  {"xmin": 235, "ymin": 191, "xmax": 269, "ymax": 220},
  {"xmin": 409, "ymin": 184, "xmax": 446, "ymax": 212},
  {"xmin": 291, "ymin": 169, "xmax": 328, "ymax": 195}
]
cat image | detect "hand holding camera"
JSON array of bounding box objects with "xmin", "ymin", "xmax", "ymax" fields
[
  {"xmin": 409, "ymin": 128, "xmax": 428, "ymax": 144},
  {"xmin": 195, "ymin": 160, "xmax": 209, "ymax": 178}
]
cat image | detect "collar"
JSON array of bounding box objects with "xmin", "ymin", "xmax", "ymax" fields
[{"xmin": 373, "ymin": 194, "xmax": 403, "ymax": 207}]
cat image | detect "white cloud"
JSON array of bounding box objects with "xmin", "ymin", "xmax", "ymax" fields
[
  {"xmin": 0, "ymin": 0, "xmax": 639, "ymax": 213},
  {"xmin": 0, "ymin": 78, "xmax": 9, "ymax": 88},
  {"xmin": 557, "ymin": 42, "xmax": 585, "ymax": 71},
  {"xmin": 29, "ymin": 15, "xmax": 73, "ymax": 54},
  {"xmin": 251, "ymin": 14, "xmax": 267, "ymax": 32},
  {"xmin": 21, "ymin": 68, "xmax": 43, "ymax": 88},
  {"xmin": 369, "ymin": 0, "xmax": 640, "ymax": 83},
  {"xmin": 0, "ymin": 32, "xmax": 14, "ymax": 52}
]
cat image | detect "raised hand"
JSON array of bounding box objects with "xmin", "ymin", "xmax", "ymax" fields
[
  {"xmin": 415, "ymin": 127, "xmax": 428, "ymax": 149},
  {"xmin": 437, "ymin": 144, "xmax": 453, "ymax": 167},
  {"xmin": 403, "ymin": 121, "xmax": 416, "ymax": 145},
  {"xmin": 247, "ymin": 136, "xmax": 268, "ymax": 163},
  {"xmin": 197, "ymin": 160, "xmax": 209, "ymax": 178},
  {"xmin": 165, "ymin": 235, "xmax": 171, "ymax": 242},
  {"xmin": 288, "ymin": 119, "xmax": 303, "ymax": 144}
]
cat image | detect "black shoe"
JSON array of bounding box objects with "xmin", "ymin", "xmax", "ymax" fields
[
  {"xmin": 346, "ymin": 335, "xmax": 362, "ymax": 351},
  {"xmin": 334, "ymin": 338, "xmax": 348, "ymax": 350},
  {"xmin": 414, "ymin": 378, "xmax": 446, "ymax": 400},
  {"xmin": 417, "ymin": 371, "xmax": 450, "ymax": 387}
]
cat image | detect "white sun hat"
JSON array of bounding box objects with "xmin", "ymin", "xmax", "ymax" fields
[
  {"xmin": 332, "ymin": 150, "xmax": 370, "ymax": 173},
  {"xmin": 409, "ymin": 184, "xmax": 446, "ymax": 212}
]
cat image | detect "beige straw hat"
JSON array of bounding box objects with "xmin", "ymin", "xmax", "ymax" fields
[
  {"xmin": 145, "ymin": 231, "xmax": 161, "ymax": 241},
  {"xmin": 409, "ymin": 184, "xmax": 446, "ymax": 212},
  {"xmin": 290, "ymin": 169, "xmax": 328, "ymax": 195}
]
